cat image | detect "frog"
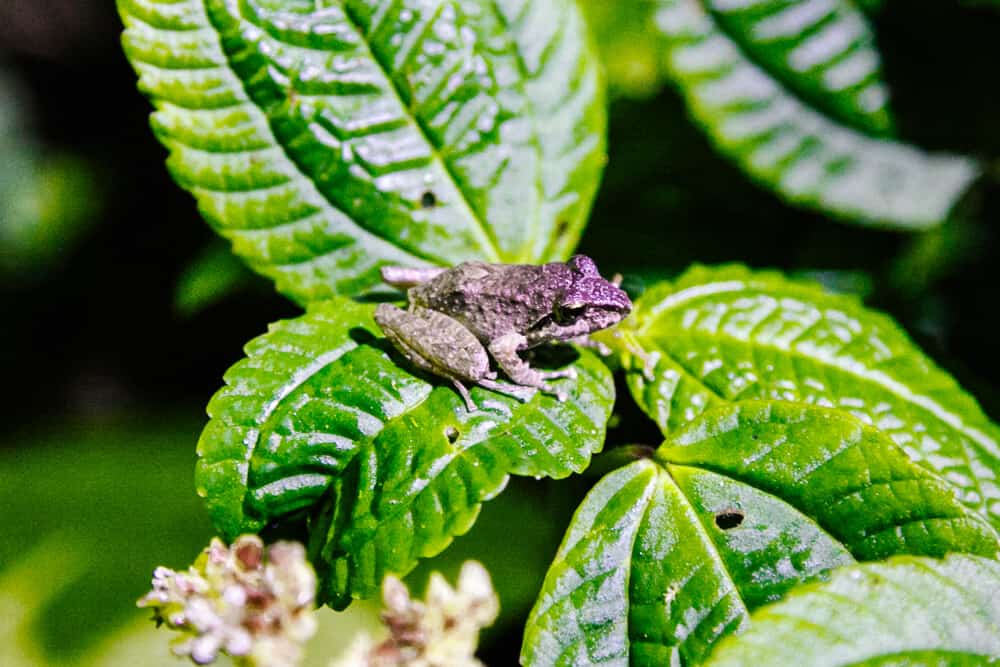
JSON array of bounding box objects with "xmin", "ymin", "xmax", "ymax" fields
[{"xmin": 373, "ymin": 255, "xmax": 632, "ymax": 411}]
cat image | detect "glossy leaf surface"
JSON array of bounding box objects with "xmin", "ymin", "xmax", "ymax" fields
[
  {"xmin": 195, "ymin": 297, "xmax": 615, "ymax": 597},
  {"xmin": 704, "ymin": 0, "xmax": 894, "ymax": 135},
  {"xmin": 118, "ymin": 0, "xmax": 605, "ymax": 302},
  {"xmin": 704, "ymin": 554, "xmax": 1000, "ymax": 667},
  {"xmin": 313, "ymin": 346, "xmax": 614, "ymax": 608},
  {"xmin": 522, "ymin": 403, "xmax": 999, "ymax": 666},
  {"xmin": 652, "ymin": 0, "xmax": 979, "ymax": 228},
  {"xmin": 605, "ymin": 264, "xmax": 1000, "ymax": 530}
]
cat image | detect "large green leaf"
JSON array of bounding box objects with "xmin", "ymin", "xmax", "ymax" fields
[
  {"xmin": 196, "ymin": 296, "xmax": 616, "ymax": 602},
  {"xmin": 652, "ymin": 0, "xmax": 980, "ymax": 228},
  {"xmin": 602, "ymin": 264, "xmax": 1000, "ymax": 531},
  {"xmin": 313, "ymin": 350, "xmax": 614, "ymax": 608},
  {"xmin": 522, "ymin": 402, "xmax": 999, "ymax": 666},
  {"xmin": 704, "ymin": 554, "xmax": 1000, "ymax": 667},
  {"xmin": 118, "ymin": 0, "xmax": 605, "ymax": 303},
  {"xmin": 703, "ymin": 0, "xmax": 894, "ymax": 135}
]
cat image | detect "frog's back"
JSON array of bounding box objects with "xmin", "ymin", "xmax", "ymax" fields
[{"xmin": 409, "ymin": 261, "xmax": 572, "ymax": 342}]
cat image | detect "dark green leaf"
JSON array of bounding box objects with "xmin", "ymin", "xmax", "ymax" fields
[
  {"xmin": 195, "ymin": 296, "xmax": 616, "ymax": 602},
  {"xmin": 661, "ymin": 402, "xmax": 999, "ymax": 562},
  {"xmin": 313, "ymin": 349, "xmax": 615, "ymax": 608},
  {"xmin": 196, "ymin": 297, "xmax": 426, "ymax": 538},
  {"xmin": 652, "ymin": 0, "xmax": 979, "ymax": 228},
  {"xmin": 522, "ymin": 460, "xmax": 658, "ymax": 666},
  {"xmin": 703, "ymin": 0, "xmax": 894, "ymax": 134},
  {"xmin": 704, "ymin": 554, "xmax": 1000, "ymax": 667},
  {"xmin": 604, "ymin": 264, "xmax": 1000, "ymax": 531},
  {"xmin": 117, "ymin": 0, "xmax": 605, "ymax": 302},
  {"xmin": 523, "ymin": 402, "xmax": 999, "ymax": 665}
]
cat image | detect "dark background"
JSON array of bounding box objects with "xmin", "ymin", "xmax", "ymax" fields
[{"xmin": 2, "ymin": 1, "xmax": 1000, "ymax": 664}]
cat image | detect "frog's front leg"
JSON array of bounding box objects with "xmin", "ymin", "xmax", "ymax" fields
[
  {"xmin": 568, "ymin": 335, "xmax": 612, "ymax": 357},
  {"xmin": 487, "ymin": 333, "xmax": 576, "ymax": 401}
]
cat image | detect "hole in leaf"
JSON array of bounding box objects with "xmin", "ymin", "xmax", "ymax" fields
[
  {"xmin": 555, "ymin": 219, "xmax": 569, "ymax": 238},
  {"xmin": 714, "ymin": 509, "xmax": 745, "ymax": 530},
  {"xmin": 444, "ymin": 426, "xmax": 460, "ymax": 443},
  {"xmin": 421, "ymin": 190, "xmax": 438, "ymax": 209}
]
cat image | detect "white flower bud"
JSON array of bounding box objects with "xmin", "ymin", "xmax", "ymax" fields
[{"xmin": 139, "ymin": 535, "xmax": 318, "ymax": 667}]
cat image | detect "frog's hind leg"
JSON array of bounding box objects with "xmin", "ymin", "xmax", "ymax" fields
[
  {"xmin": 473, "ymin": 378, "xmax": 535, "ymax": 403},
  {"xmin": 488, "ymin": 333, "xmax": 576, "ymax": 401},
  {"xmin": 451, "ymin": 380, "xmax": 477, "ymax": 412},
  {"xmin": 380, "ymin": 266, "xmax": 447, "ymax": 290}
]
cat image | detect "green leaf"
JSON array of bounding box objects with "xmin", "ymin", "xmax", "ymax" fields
[
  {"xmin": 703, "ymin": 554, "xmax": 1000, "ymax": 667},
  {"xmin": 652, "ymin": 0, "xmax": 980, "ymax": 228},
  {"xmin": 522, "ymin": 402, "xmax": 999, "ymax": 666},
  {"xmin": 117, "ymin": 0, "xmax": 606, "ymax": 303},
  {"xmin": 197, "ymin": 297, "xmax": 428, "ymax": 537},
  {"xmin": 313, "ymin": 351, "xmax": 615, "ymax": 608},
  {"xmin": 703, "ymin": 0, "xmax": 894, "ymax": 135},
  {"xmin": 605, "ymin": 264, "xmax": 1000, "ymax": 531},
  {"xmin": 195, "ymin": 296, "xmax": 616, "ymax": 600}
]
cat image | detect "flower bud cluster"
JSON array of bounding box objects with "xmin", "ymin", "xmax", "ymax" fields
[
  {"xmin": 138, "ymin": 535, "xmax": 318, "ymax": 667},
  {"xmin": 334, "ymin": 561, "xmax": 499, "ymax": 667}
]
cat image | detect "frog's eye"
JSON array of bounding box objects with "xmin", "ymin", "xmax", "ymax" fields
[{"xmin": 556, "ymin": 305, "xmax": 586, "ymax": 325}]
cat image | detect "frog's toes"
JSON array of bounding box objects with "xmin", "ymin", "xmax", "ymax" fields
[{"xmin": 540, "ymin": 368, "xmax": 576, "ymax": 381}]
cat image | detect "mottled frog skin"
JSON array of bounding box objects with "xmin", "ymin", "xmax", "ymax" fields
[{"xmin": 374, "ymin": 256, "xmax": 631, "ymax": 410}]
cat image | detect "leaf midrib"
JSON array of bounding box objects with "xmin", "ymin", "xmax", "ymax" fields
[
  {"xmin": 208, "ymin": 0, "xmax": 504, "ymax": 265},
  {"xmin": 342, "ymin": 360, "xmax": 606, "ymax": 549},
  {"xmin": 485, "ymin": 0, "xmax": 548, "ymax": 263},
  {"xmin": 636, "ymin": 283, "xmax": 999, "ymax": 521},
  {"xmin": 651, "ymin": 465, "xmax": 751, "ymax": 659},
  {"xmin": 702, "ymin": 0, "xmax": 890, "ymax": 139},
  {"xmin": 340, "ymin": 0, "xmax": 506, "ymax": 262}
]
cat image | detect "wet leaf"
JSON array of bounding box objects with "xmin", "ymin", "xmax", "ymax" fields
[
  {"xmin": 704, "ymin": 554, "xmax": 1000, "ymax": 667},
  {"xmin": 195, "ymin": 297, "xmax": 616, "ymax": 604},
  {"xmin": 652, "ymin": 0, "xmax": 979, "ymax": 228},
  {"xmin": 604, "ymin": 264, "xmax": 1000, "ymax": 531},
  {"xmin": 117, "ymin": 0, "xmax": 605, "ymax": 302},
  {"xmin": 522, "ymin": 402, "xmax": 999, "ymax": 666}
]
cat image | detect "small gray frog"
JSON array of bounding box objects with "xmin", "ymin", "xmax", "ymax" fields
[{"xmin": 374, "ymin": 255, "xmax": 632, "ymax": 411}]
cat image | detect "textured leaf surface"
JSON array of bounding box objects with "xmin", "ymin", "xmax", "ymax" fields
[
  {"xmin": 704, "ymin": 0, "xmax": 893, "ymax": 135},
  {"xmin": 313, "ymin": 347, "xmax": 615, "ymax": 607},
  {"xmin": 118, "ymin": 0, "xmax": 605, "ymax": 302},
  {"xmin": 195, "ymin": 296, "xmax": 615, "ymax": 593},
  {"xmin": 652, "ymin": 0, "xmax": 980, "ymax": 228},
  {"xmin": 522, "ymin": 403, "xmax": 999, "ymax": 666},
  {"xmin": 704, "ymin": 554, "xmax": 1000, "ymax": 667},
  {"xmin": 603, "ymin": 264, "xmax": 1000, "ymax": 530}
]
